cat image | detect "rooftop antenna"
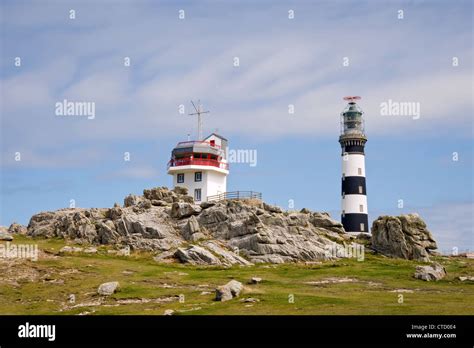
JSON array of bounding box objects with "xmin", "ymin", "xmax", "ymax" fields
[{"xmin": 189, "ymin": 100, "xmax": 210, "ymax": 140}]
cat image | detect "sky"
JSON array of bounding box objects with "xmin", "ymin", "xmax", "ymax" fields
[{"xmin": 0, "ymin": 0, "xmax": 472, "ymax": 253}]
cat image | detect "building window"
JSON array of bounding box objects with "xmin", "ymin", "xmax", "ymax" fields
[
  {"xmin": 360, "ymin": 223, "xmax": 365, "ymax": 231},
  {"xmin": 359, "ymin": 204, "xmax": 364, "ymax": 212},
  {"xmin": 358, "ymin": 167, "xmax": 362, "ymax": 175},
  {"xmin": 195, "ymin": 172, "xmax": 202, "ymax": 182},
  {"xmin": 177, "ymin": 173, "xmax": 184, "ymax": 183},
  {"xmin": 194, "ymin": 188, "xmax": 202, "ymax": 202},
  {"xmin": 358, "ymin": 185, "xmax": 363, "ymax": 194}
]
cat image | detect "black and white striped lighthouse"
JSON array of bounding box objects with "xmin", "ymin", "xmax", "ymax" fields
[{"xmin": 339, "ymin": 96, "xmax": 368, "ymax": 234}]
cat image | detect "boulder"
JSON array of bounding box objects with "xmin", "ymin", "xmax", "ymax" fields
[
  {"xmin": 263, "ymin": 203, "xmax": 282, "ymax": 213},
  {"xmin": 173, "ymin": 186, "xmax": 188, "ymax": 195},
  {"xmin": 414, "ymin": 263, "xmax": 446, "ymax": 281},
  {"xmin": 151, "ymin": 200, "xmax": 168, "ymax": 207},
  {"xmin": 60, "ymin": 246, "xmax": 83, "ymax": 253},
  {"xmin": 182, "ymin": 215, "xmax": 201, "ymax": 241},
  {"xmin": 174, "ymin": 245, "xmax": 221, "ymax": 265},
  {"xmin": 0, "ymin": 227, "xmax": 13, "ymax": 241},
  {"xmin": 107, "ymin": 206, "xmax": 123, "ymax": 220},
  {"xmin": 171, "ymin": 203, "xmax": 201, "ymax": 219},
  {"xmin": 153, "ymin": 250, "xmax": 176, "ymax": 263},
  {"xmin": 250, "ymin": 277, "xmax": 262, "ymax": 284},
  {"xmin": 97, "ymin": 221, "xmax": 119, "ymax": 244},
  {"xmin": 458, "ymin": 276, "xmax": 474, "ymax": 282},
  {"xmin": 97, "ymin": 281, "xmax": 120, "ymax": 295},
  {"xmin": 200, "ymin": 201, "xmax": 216, "ymax": 209},
  {"xmin": 310, "ymin": 212, "xmax": 345, "ymax": 234},
  {"xmin": 124, "ymin": 194, "xmax": 143, "ymax": 207},
  {"xmin": 371, "ymin": 214, "xmax": 437, "ymax": 261},
  {"xmin": 215, "ymin": 280, "xmax": 243, "ymax": 302},
  {"xmin": 84, "ymin": 247, "xmax": 98, "ymax": 254},
  {"xmin": 8, "ymin": 223, "xmax": 27, "ymax": 235},
  {"xmin": 143, "ymin": 187, "xmax": 165, "ymax": 200}
]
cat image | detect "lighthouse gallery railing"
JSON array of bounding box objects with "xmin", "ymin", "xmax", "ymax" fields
[
  {"xmin": 168, "ymin": 158, "xmax": 229, "ymax": 170},
  {"xmin": 207, "ymin": 191, "xmax": 262, "ymax": 202}
]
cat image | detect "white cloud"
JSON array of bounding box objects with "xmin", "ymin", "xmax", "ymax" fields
[{"xmin": 1, "ymin": 1, "xmax": 472, "ymax": 161}]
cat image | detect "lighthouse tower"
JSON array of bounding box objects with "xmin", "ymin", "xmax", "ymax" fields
[
  {"xmin": 167, "ymin": 101, "xmax": 229, "ymax": 203},
  {"xmin": 339, "ymin": 96, "xmax": 368, "ymax": 234}
]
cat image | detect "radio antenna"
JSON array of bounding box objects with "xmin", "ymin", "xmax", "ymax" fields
[{"xmin": 189, "ymin": 100, "xmax": 210, "ymax": 140}]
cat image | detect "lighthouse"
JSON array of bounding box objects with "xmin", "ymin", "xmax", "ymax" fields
[
  {"xmin": 167, "ymin": 101, "xmax": 229, "ymax": 203},
  {"xmin": 339, "ymin": 96, "xmax": 368, "ymax": 234}
]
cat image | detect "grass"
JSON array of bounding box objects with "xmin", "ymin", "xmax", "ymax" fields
[{"xmin": 0, "ymin": 235, "xmax": 473, "ymax": 315}]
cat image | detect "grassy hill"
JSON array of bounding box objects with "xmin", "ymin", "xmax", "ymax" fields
[{"xmin": 1, "ymin": 235, "xmax": 473, "ymax": 315}]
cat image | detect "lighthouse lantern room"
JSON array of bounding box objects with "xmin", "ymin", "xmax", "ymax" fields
[
  {"xmin": 167, "ymin": 101, "xmax": 229, "ymax": 203},
  {"xmin": 339, "ymin": 96, "xmax": 369, "ymax": 234}
]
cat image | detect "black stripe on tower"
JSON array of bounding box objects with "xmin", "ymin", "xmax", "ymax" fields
[
  {"xmin": 342, "ymin": 176, "xmax": 367, "ymax": 195},
  {"xmin": 343, "ymin": 144, "xmax": 365, "ymax": 154},
  {"xmin": 339, "ymin": 138, "xmax": 367, "ymax": 155},
  {"xmin": 342, "ymin": 213, "xmax": 369, "ymax": 232}
]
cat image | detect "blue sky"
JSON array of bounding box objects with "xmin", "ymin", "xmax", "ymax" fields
[{"xmin": 1, "ymin": 0, "xmax": 472, "ymax": 253}]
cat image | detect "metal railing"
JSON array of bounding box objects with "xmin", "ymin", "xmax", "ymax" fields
[
  {"xmin": 168, "ymin": 158, "xmax": 229, "ymax": 170},
  {"xmin": 207, "ymin": 191, "xmax": 262, "ymax": 202}
]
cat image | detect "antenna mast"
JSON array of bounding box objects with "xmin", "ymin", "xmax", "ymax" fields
[{"xmin": 189, "ymin": 100, "xmax": 210, "ymax": 140}]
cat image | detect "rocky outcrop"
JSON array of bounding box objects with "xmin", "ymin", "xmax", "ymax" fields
[
  {"xmin": 371, "ymin": 214, "xmax": 437, "ymax": 261},
  {"xmin": 26, "ymin": 186, "xmax": 353, "ymax": 264},
  {"xmin": 414, "ymin": 263, "xmax": 446, "ymax": 281},
  {"xmin": 202, "ymin": 241, "xmax": 252, "ymax": 266}
]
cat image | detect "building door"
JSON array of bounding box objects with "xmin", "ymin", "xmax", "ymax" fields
[{"xmin": 194, "ymin": 188, "xmax": 202, "ymax": 202}]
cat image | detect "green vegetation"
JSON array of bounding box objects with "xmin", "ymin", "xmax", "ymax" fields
[{"xmin": 1, "ymin": 235, "xmax": 473, "ymax": 315}]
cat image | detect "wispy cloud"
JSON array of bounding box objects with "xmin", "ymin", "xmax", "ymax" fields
[
  {"xmin": 1, "ymin": 0, "xmax": 472, "ymax": 162},
  {"xmin": 97, "ymin": 166, "xmax": 160, "ymax": 180}
]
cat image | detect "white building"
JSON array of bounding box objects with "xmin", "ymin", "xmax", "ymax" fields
[{"xmin": 167, "ymin": 133, "xmax": 229, "ymax": 203}]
